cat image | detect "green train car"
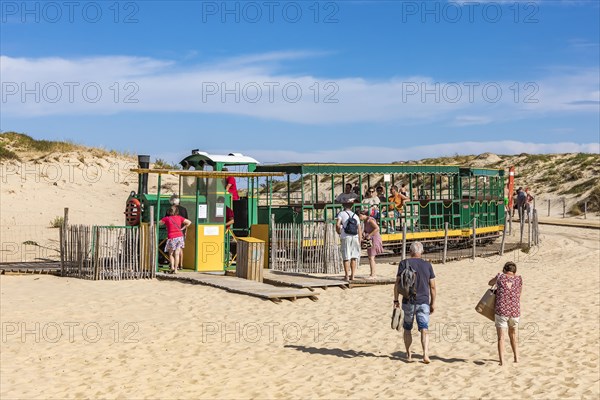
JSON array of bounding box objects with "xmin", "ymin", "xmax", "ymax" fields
[{"xmin": 253, "ymin": 163, "xmax": 506, "ymax": 249}]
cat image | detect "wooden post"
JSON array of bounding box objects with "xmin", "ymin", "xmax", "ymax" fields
[
  {"xmin": 563, "ymin": 198, "xmax": 566, "ymax": 218},
  {"xmin": 527, "ymin": 212, "xmax": 532, "ymax": 248},
  {"xmin": 442, "ymin": 222, "xmax": 448, "ymax": 264},
  {"xmin": 547, "ymin": 199, "xmax": 550, "ymax": 217},
  {"xmin": 401, "ymin": 222, "xmax": 407, "ymax": 261},
  {"xmin": 584, "ymin": 201, "xmax": 588, "ymax": 219},
  {"xmin": 60, "ymin": 207, "xmax": 69, "ymax": 276},
  {"xmin": 519, "ymin": 206, "xmax": 525, "ymax": 246},
  {"xmin": 472, "ymin": 218, "xmax": 477, "ymax": 260},
  {"xmin": 94, "ymin": 227, "xmax": 101, "ymax": 280},
  {"xmin": 536, "ymin": 210, "xmax": 540, "ymax": 246},
  {"xmin": 150, "ymin": 206, "xmax": 155, "ymax": 276},
  {"xmin": 500, "ymin": 216, "xmax": 507, "ymax": 256},
  {"xmin": 270, "ymin": 214, "xmax": 276, "ymax": 271}
]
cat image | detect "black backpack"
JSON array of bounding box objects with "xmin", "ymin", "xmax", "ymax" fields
[
  {"xmin": 516, "ymin": 191, "xmax": 527, "ymax": 207},
  {"xmin": 344, "ymin": 211, "xmax": 359, "ymax": 235},
  {"xmin": 398, "ymin": 259, "xmax": 417, "ymax": 301}
]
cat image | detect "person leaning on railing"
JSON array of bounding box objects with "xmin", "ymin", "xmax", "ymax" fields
[{"xmin": 387, "ymin": 185, "xmax": 409, "ymax": 232}]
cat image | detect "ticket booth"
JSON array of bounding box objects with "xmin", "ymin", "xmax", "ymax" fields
[{"xmin": 128, "ymin": 152, "xmax": 284, "ymax": 272}]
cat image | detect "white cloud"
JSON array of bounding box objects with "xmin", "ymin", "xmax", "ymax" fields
[
  {"xmin": 452, "ymin": 116, "xmax": 493, "ymax": 126},
  {"xmin": 1, "ymin": 53, "xmax": 598, "ymax": 124}
]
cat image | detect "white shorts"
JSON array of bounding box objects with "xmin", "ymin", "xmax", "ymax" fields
[
  {"xmin": 495, "ymin": 314, "xmax": 520, "ymax": 329},
  {"xmin": 341, "ymin": 236, "xmax": 361, "ymax": 261}
]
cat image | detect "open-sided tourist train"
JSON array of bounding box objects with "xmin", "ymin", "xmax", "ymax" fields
[{"xmin": 126, "ymin": 151, "xmax": 507, "ymax": 272}]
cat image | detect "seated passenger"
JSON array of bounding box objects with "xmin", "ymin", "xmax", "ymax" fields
[
  {"xmin": 336, "ymin": 183, "xmax": 359, "ymax": 204},
  {"xmin": 363, "ymin": 187, "xmax": 381, "ymax": 219}
]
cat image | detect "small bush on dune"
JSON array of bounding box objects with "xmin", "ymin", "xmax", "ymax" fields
[
  {"xmin": 0, "ymin": 144, "xmax": 20, "ymax": 161},
  {"xmin": 49, "ymin": 216, "xmax": 64, "ymax": 228}
]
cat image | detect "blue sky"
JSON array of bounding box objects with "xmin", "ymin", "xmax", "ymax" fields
[{"xmin": 1, "ymin": 0, "xmax": 599, "ymax": 163}]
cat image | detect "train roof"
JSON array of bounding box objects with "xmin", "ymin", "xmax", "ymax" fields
[
  {"xmin": 180, "ymin": 151, "xmax": 259, "ymax": 169},
  {"xmin": 255, "ymin": 163, "xmax": 504, "ymax": 176}
]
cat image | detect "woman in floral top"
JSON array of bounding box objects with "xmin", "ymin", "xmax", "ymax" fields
[{"xmin": 488, "ymin": 261, "xmax": 522, "ymax": 366}]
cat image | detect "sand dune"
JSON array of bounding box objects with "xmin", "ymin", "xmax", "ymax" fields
[{"xmin": 1, "ymin": 224, "xmax": 599, "ymax": 399}]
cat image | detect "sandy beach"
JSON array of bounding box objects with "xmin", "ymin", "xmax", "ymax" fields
[{"xmin": 1, "ymin": 223, "xmax": 599, "ymax": 399}]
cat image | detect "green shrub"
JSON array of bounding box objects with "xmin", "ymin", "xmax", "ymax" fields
[
  {"xmin": 0, "ymin": 144, "xmax": 19, "ymax": 161},
  {"xmin": 153, "ymin": 159, "xmax": 181, "ymax": 170},
  {"xmin": 569, "ymin": 203, "xmax": 582, "ymax": 216},
  {"xmin": 49, "ymin": 216, "xmax": 64, "ymax": 228}
]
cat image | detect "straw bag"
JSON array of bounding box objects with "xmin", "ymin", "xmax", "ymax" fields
[{"xmin": 475, "ymin": 286, "xmax": 497, "ymax": 322}]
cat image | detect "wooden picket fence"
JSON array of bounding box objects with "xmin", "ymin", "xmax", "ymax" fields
[
  {"xmin": 270, "ymin": 222, "xmax": 343, "ymax": 274},
  {"xmin": 61, "ymin": 224, "xmax": 156, "ymax": 280}
]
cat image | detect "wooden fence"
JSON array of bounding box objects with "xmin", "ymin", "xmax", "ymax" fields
[
  {"xmin": 270, "ymin": 222, "xmax": 343, "ymax": 274},
  {"xmin": 61, "ymin": 224, "xmax": 156, "ymax": 280}
]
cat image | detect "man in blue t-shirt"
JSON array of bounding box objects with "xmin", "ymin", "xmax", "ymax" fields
[{"xmin": 394, "ymin": 241, "xmax": 437, "ymax": 364}]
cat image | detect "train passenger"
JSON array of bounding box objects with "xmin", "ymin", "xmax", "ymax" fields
[
  {"xmin": 388, "ymin": 185, "xmax": 409, "ymax": 232},
  {"xmin": 400, "ymin": 183, "xmax": 409, "ymax": 198},
  {"xmin": 165, "ymin": 194, "xmax": 188, "ymax": 219},
  {"xmin": 222, "ymin": 168, "xmax": 239, "ymax": 201},
  {"xmin": 335, "ymin": 183, "xmax": 359, "ymax": 204},
  {"xmin": 362, "ymin": 187, "xmax": 381, "ymax": 219},
  {"xmin": 376, "ymin": 185, "xmax": 387, "ymax": 203}
]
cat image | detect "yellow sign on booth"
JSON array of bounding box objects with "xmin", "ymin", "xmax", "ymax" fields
[{"xmin": 182, "ymin": 224, "xmax": 225, "ymax": 272}]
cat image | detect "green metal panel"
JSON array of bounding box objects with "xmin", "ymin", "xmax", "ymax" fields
[
  {"xmin": 256, "ymin": 163, "xmax": 462, "ymax": 175},
  {"xmin": 258, "ymin": 206, "xmax": 302, "ymax": 224}
]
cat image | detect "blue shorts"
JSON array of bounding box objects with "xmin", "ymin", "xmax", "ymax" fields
[{"xmin": 402, "ymin": 303, "xmax": 430, "ymax": 331}]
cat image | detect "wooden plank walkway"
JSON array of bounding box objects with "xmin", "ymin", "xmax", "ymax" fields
[
  {"xmin": 265, "ymin": 270, "xmax": 396, "ymax": 289},
  {"xmin": 0, "ymin": 262, "xmax": 61, "ymax": 275},
  {"xmin": 313, "ymin": 274, "xmax": 396, "ymax": 289},
  {"xmin": 156, "ymin": 272, "xmax": 319, "ymax": 303},
  {"xmin": 536, "ymin": 217, "xmax": 600, "ymax": 230},
  {"xmin": 263, "ymin": 271, "xmax": 349, "ymax": 291}
]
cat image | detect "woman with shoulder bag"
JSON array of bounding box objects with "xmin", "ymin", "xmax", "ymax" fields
[
  {"xmin": 488, "ymin": 261, "xmax": 523, "ymax": 366},
  {"xmin": 358, "ymin": 210, "xmax": 384, "ymax": 279}
]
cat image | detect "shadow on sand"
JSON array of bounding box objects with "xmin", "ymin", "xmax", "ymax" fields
[{"xmin": 285, "ymin": 345, "xmax": 469, "ymax": 364}]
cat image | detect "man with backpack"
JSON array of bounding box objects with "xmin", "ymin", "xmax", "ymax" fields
[
  {"xmin": 394, "ymin": 241, "xmax": 436, "ymax": 364},
  {"xmin": 515, "ymin": 187, "xmax": 527, "ymax": 221},
  {"xmin": 336, "ymin": 201, "xmax": 362, "ymax": 281}
]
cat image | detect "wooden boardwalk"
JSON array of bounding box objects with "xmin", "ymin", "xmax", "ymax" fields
[
  {"xmin": 265, "ymin": 270, "xmax": 396, "ymax": 289},
  {"xmin": 536, "ymin": 217, "xmax": 600, "ymax": 230},
  {"xmin": 157, "ymin": 272, "xmax": 319, "ymax": 303},
  {"xmin": 318, "ymin": 275, "xmax": 396, "ymax": 288},
  {"xmin": 0, "ymin": 262, "xmax": 61, "ymax": 275},
  {"xmin": 263, "ymin": 271, "xmax": 349, "ymax": 291}
]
